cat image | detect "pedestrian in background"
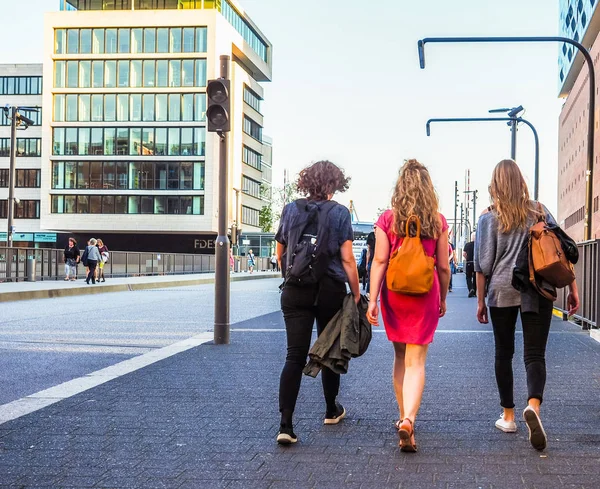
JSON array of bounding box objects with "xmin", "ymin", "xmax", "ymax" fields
[
  {"xmin": 367, "ymin": 159, "xmax": 451, "ymax": 452},
  {"xmin": 448, "ymin": 241, "xmax": 457, "ymax": 292},
  {"xmin": 247, "ymin": 249, "xmax": 256, "ymax": 273},
  {"xmin": 84, "ymin": 238, "xmax": 102, "ymax": 285},
  {"xmin": 63, "ymin": 238, "xmax": 80, "ymax": 281},
  {"xmin": 365, "ymin": 226, "xmax": 376, "ymax": 293},
  {"xmin": 274, "ymin": 160, "xmax": 359, "ymax": 445},
  {"xmin": 475, "ymin": 159, "xmax": 580, "ymax": 451},
  {"xmin": 463, "ymin": 232, "xmax": 476, "ymax": 297},
  {"xmin": 97, "ymin": 239, "xmax": 109, "ymax": 282},
  {"xmin": 270, "ymin": 252, "xmax": 278, "ymax": 271}
]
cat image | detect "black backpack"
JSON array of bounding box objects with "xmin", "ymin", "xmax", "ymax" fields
[{"xmin": 284, "ymin": 199, "xmax": 336, "ymax": 287}]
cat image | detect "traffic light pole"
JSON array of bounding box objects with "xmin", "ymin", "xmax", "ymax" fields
[
  {"xmin": 214, "ymin": 55, "xmax": 231, "ymax": 345},
  {"xmin": 7, "ymin": 106, "xmax": 17, "ymax": 250},
  {"xmin": 453, "ymin": 181, "xmax": 458, "ymax": 248}
]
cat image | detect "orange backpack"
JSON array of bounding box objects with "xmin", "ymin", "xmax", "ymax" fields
[{"xmin": 386, "ymin": 215, "xmax": 435, "ymax": 295}]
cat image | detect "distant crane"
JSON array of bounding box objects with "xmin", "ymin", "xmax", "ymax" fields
[{"xmin": 348, "ymin": 200, "xmax": 360, "ymax": 222}]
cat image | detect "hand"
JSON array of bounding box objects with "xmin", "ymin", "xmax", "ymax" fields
[
  {"xmin": 353, "ymin": 293, "xmax": 361, "ymax": 305},
  {"xmin": 477, "ymin": 301, "xmax": 489, "ymax": 324},
  {"xmin": 567, "ymin": 291, "xmax": 580, "ymax": 316},
  {"xmin": 367, "ymin": 301, "xmax": 379, "ymax": 326},
  {"xmin": 439, "ymin": 299, "xmax": 447, "ymax": 318}
]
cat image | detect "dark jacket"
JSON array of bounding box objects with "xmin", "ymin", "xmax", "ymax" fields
[
  {"xmin": 63, "ymin": 245, "xmax": 80, "ymax": 264},
  {"xmin": 303, "ymin": 294, "xmax": 372, "ymax": 377}
]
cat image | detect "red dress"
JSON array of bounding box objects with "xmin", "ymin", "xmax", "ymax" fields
[{"xmin": 375, "ymin": 210, "xmax": 448, "ymax": 345}]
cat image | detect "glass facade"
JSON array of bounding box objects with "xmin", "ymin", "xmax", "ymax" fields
[
  {"xmin": 51, "ymin": 194, "xmax": 204, "ymax": 215},
  {"xmin": 242, "ymin": 175, "xmax": 261, "ymax": 198},
  {"xmin": 0, "ymin": 169, "xmax": 41, "ymax": 188},
  {"xmin": 55, "ymin": 27, "xmax": 207, "ymax": 54},
  {"xmin": 243, "ymin": 116, "xmax": 262, "ymax": 142},
  {"xmin": 54, "ymin": 59, "xmax": 207, "ymax": 88},
  {"xmin": 52, "ymin": 127, "xmax": 206, "ymax": 156},
  {"xmin": 242, "ymin": 145, "xmax": 262, "ymax": 170},
  {"xmin": 0, "ymin": 76, "xmax": 43, "ymax": 95},
  {"xmin": 0, "ymin": 200, "xmax": 40, "ymax": 219},
  {"xmin": 243, "ymin": 85, "xmax": 261, "ymax": 113},
  {"xmin": 241, "ymin": 205, "xmax": 260, "ymax": 227},
  {"xmin": 559, "ymin": 0, "xmax": 599, "ymax": 89},
  {"xmin": 52, "ymin": 161, "xmax": 204, "ymax": 190},
  {"xmin": 54, "ymin": 93, "xmax": 205, "ymax": 122},
  {"xmin": 0, "ymin": 138, "xmax": 42, "ymax": 157}
]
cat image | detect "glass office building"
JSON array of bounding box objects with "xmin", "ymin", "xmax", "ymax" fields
[
  {"xmin": 558, "ymin": 0, "xmax": 600, "ymax": 95},
  {"xmin": 41, "ymin": 0, "xmax": 273, "ymax": 252}
]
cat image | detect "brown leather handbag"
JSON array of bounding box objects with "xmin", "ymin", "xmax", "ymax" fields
[
  {"xmin": 529, "ymin": 204, "xmax": 575, "ymax": 292},
  {"xmin": 386, "ymin": 215, "xmax": 435, "ymax": 295}
]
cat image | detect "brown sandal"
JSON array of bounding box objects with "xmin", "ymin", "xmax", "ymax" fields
[{"xmin": 397, "ymin": 418, "xmax": 417, "ymax": 452}]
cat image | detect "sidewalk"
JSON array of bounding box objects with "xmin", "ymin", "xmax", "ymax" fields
[
  {"xmin": 0, "ymin": 271, "xmax": 280, "ymax": 303},
  {"xmin": 0, "ymin": 289, "xmax": 599, "ymax": 488}
]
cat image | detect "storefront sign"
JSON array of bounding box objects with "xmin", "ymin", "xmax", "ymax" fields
[
  {"xmin": 34, "ymin": 233, "xmax": 58, "ymax": 243},
  {"xmin": 13, "ymin": 233, "xmax": 34, "ymax": 242},
  {"xmin": 194, "ymin": 239, "xmax": 215, "ymax": 250}
]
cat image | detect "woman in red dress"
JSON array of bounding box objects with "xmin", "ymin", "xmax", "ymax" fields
[{"xmin": 367, "ymin": 159, "xmax": 451, "ymax": 452}]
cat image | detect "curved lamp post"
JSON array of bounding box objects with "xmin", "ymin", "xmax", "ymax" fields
[
  {"xmin": 418, "ymin": 36, "xmax": 595, "ymax": 240},
  {"xmin": 426, "ymin": 116, "xmax": 540, "ymax": 199}
]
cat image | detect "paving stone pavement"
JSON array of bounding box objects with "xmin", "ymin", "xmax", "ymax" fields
[{"xmin": 0, "ymin": 290, "xmax": 599, "ymax": 489}]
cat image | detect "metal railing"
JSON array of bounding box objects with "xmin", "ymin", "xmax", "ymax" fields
[
  {"xmin": 555, "ymin": 239, "xmax": 600, "ymax": 330},
  {"xmin": 0, "ymin": 247, "xmax": 278, "ymax": 282}
]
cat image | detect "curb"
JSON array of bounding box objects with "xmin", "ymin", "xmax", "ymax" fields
[{"xmin": 0, "ymin": 273, "xmax": 281, "ymax": 303}]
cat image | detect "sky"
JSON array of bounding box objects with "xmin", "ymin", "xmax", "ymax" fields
[{"xmin": 0, "ymin": 0, "xmax": 565, "ymax": 229}]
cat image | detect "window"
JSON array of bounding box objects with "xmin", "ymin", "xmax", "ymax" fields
[
  {"xmin": 242, "ymin": 205, "xmax": 260, "ymax": 227},
  {"xmin": 55, "ymin": 29, "xmax": 66, "ymax": 54},
  {"xmin": 0, "ymin": 138, "xmax": 42, "ymax": 157},
  {"xmin": 118, "ymin": 60, "xmax": 129, "ymax": 88},
  {"xmin": 144, "ymin": 28, "xmax": 156, "ymax": 53},
  {"xmin": 67, "ymin": 28, "xmax": 79, "ymax": 54},
  {"xmin": 52, "ymin": 127, "xmax": 206, "ymax": 156},
  {"xmin": 0, "ymin": 200, "xmax": 40, "ymax": 219},
  {"xmin": 170, "ymin": 27, "xmax": 182, "ymax": 53},
  {"xmin": 54, "ymin": 94, "xmax": 65, "ymax": 121},
  {"xmin": 105, "ymin": 60, "xmax": 117, "ymax": 88},
  {"xmin": 51, "ymin": 194, "xmax": 203, "ymax": 215},
  {"xmin": 243, "ymin": 145, "xmax": 262, "ymax": 170},
  {"xmin": 243, "ymin": 86, "xmax": 262, "ymax": 113},
  {"xmin": 80, "ymin": 29, "xmax": 92, "ymax": 53},
  {"xmin": 143, "ymin": 60, "xmax": 155, "ymax": 87},
  {"xmin": 242, "ymin": 176, "xmax": 261, "ymax": 198},
  {"xmin": 79, "ymin": 60, "xmax": 91, "ymax": 88},
  {"xmin": 222, "ymin": 0, "xmax": 268, "ymax": 62},
  {"xmin": 0, "ymin": 169, "xmax": 40, "ymax": 188},
  {"xmin": 118, "ymin": 28, "xmax": 130, "ymax": 53},
  {"xmin": 195, "ymin": 59, "xmax": 207, "ymax": 87},
  {"xmin": 243, "ymin": 116, "xmax": 262, "ymax": 141}
]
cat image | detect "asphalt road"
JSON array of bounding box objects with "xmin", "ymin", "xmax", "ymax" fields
[{"xmin": 0, "ymin": 278, "xmax": 283, "ymax": 405}]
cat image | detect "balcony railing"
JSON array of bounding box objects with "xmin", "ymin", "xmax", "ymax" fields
[{"xmin": 555, "ymin": 239, "xmax": 600, "ymax": 330}]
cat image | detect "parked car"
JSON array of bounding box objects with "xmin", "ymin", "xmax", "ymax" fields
[{"xmin": 456, "ymin": 261, "xmax": 464, "ymax": 273}]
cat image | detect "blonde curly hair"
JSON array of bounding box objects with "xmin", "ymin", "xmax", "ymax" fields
[{"xmin": 391, "ymin": 159, "xmax": 442, "ymax": 239}]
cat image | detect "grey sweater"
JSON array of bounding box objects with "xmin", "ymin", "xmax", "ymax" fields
[
  {"xmin": 474, "ymin": 203, "xmax": 556, "ymax": 308},
  {"xmin": 85, "ymin": 245, "xmax": 102, "ymax": 262}
]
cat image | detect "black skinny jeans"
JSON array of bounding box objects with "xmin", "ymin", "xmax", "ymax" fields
[
  {"xmin": 489, "ymin": 299, "xmax": 554, "ymax": 408},
  {"xmin": 465, "ymin": 262, "xmax": 475, "ymax": 292},
  {"xmin": 279, "ymin": 276, "xmax": 347, "ymax": 420},
  {"xmin": 86, "ymin": 260, "xmax": 97, "ymax": 284}
]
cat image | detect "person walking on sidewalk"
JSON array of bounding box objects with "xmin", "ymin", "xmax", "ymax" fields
[
  {"xmin": 463, "ymin": 233, "xmax": 476, "ymax": 297},
  {"xmin": 97, "ymin": 239, "xmax": 109, "ymax": 282},
  {"xmin": 448, "ymin": 241, "xmax": 457, "ymax": 292},
  {"xmin": 274, "ymin": 160, "xmax": 360, "ymax": 445},
  {"xmin": 63, "ymin": 238, "xmax": 80, "ymax": 281},
  {"xmin": 84, "ymin": 238, "xmax": 102, "ymax": 285},
  {"xmin": 247, "ymin": 249, "xmax": 256, "ymax": 273},
  {"xmin": 367, "ymin": 159, "xmax": 451, "ymax": 452},
  {"xmin": 474, "ymin": 159, "xmax": 580, "ymax": 451}
]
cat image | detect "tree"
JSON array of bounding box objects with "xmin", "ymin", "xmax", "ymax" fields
[{"xmin": 259, "ymin": 204, "xmax": 274, "ymax": 232}]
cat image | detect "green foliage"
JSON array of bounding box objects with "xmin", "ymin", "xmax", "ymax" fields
[{"xmin": 259, "ymin": 204, "xmax": 274, "ymax": 232}]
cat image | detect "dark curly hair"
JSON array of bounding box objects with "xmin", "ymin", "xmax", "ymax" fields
[{"xmin": 296, "ymin": 160, "xmax": 350, "ymax": 201}]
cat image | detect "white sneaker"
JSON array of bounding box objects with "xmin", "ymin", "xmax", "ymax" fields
[
  {"xmin": 523, "ymin": 406, "xmax": 547, "ymax": 451},
  {"xmin": 495, "ymin": 413, "xmax": 517, "ymax": 433}
]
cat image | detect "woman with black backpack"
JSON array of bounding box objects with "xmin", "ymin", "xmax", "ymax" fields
[{"xmin": 274, "ymin": 160, "xmax": 360, "ymax": 445}]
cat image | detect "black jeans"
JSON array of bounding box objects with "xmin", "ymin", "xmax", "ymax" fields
[
  {"xmin": 489, "ymin": 300, "xmax": 554, "ymax": 408},
  {"xmin": 86, "ymin": 260, "xmax": 97, "ymax": 284},
  {"xmin": 465, "ymin": 262, "xmax": 475, "ymax": 292},
  {"xmin": 279, "ymin": 276, "xmax": 347, "ymax": 422}
]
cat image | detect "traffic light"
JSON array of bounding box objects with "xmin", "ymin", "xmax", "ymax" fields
[{"xmin": 206, "ymin": 79, "xmax": 230, "ymax": 133}]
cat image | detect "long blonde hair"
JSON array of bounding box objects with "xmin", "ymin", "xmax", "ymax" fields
[
  {"xmin": 489, "ymin": 159, "xmax": 538, "ymax": 233},
  {"xmin": 391, "ymin": 159, "xmax": 441, "ymax": 238}
]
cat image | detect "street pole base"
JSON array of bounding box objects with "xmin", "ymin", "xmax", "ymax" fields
[{"xmin": 214, "ymin": 323, "xmax": 230, "ymax": 345}]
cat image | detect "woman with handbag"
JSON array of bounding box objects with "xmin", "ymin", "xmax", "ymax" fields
[
  {"xmin": 367, "ymin": 159, "xmax": 451, "ymax": 452},
  {"xmin": 474, "ymin": 159, "xmax": 580, "ymax": 451}
]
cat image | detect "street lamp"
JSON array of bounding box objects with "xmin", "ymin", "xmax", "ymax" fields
[
  {"xmin": 426, "ymin": 115, "xmax": 540, "ymax": 199},
  {"xmin": 418, "ymin": 36, "xmax": 595, "ymax": 240},
  {"xmin": 2, "ymin": 105, "xmax": 38, "ymax": 249}
]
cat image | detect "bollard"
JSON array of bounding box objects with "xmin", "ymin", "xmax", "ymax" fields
[{"xmin": 26, "ymin": 257, "xmax": 36, "ymax": 282}]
